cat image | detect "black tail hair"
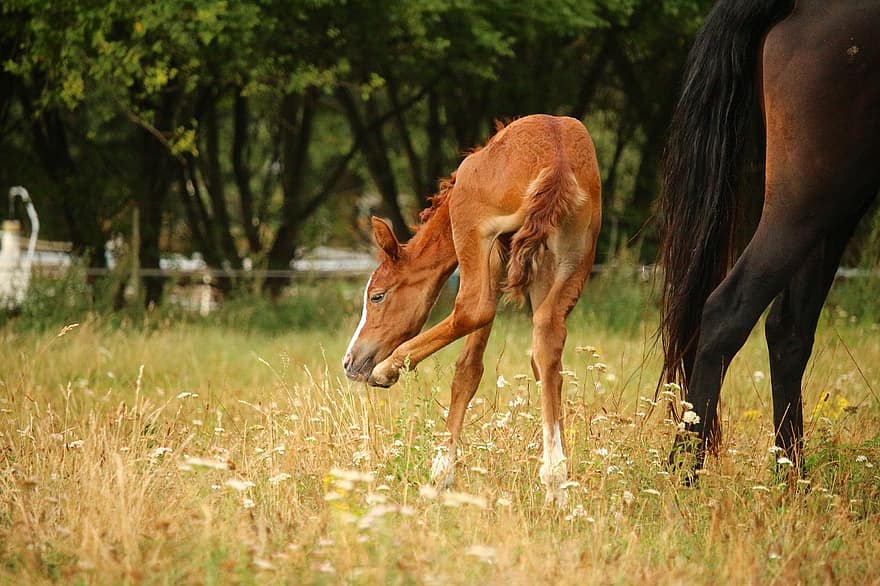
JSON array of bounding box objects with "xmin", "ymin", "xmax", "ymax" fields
[{"xmin": 658, "ymin": 0, "xmax": 795, "ymax": 414}]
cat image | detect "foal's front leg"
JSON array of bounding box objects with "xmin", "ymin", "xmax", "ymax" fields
[
  {"xmin": 370, "ymin": 232, "xmax": 503, "ymax": 387},
  {"xmin": 431, "ymin": 323, "xmax": 493, "ymax": 488}
]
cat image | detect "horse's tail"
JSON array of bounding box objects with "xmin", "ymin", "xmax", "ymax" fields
[
  {"xmin": 505, "ymin": 160, "xmax": 580, "ymax": 305},
  {"xmin": 659, "ymin": 0, "xmax": 794, "ymax": 395}
]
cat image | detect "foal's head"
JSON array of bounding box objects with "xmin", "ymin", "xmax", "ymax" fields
[{"xmin": 343, "ymin": 217, "xmax": 450, "ymax": 386}]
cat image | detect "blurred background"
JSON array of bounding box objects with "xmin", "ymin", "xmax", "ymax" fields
[{"xmin": 0, "ymin": 0, "xmax": 877, "ymax": 328}]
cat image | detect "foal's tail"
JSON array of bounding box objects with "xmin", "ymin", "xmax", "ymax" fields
[
  {"xmin": 505, "ymin": 161, "xmax": 580, "ymax": 305},
  {"xmin": 659, "ymin": 0, "xmax": 795, "ymax": 404}
]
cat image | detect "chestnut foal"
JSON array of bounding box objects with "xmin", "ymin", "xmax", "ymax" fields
[{"xmin": 343, "ymin": 114, "xmax": 601, "ymax": 504}]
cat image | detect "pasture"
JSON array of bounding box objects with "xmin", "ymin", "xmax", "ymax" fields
[{"xmin": 1, "ymin": 276, "xmax": 879, "ymax": 584}]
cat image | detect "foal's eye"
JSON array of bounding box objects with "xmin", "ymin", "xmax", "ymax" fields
[{"xmin": 369, "ymin": 292, "xmax": 386, "ymax": 304}]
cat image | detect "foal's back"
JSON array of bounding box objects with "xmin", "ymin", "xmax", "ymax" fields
[{"xmin": 453, "ymin": 115, "xmax": 600, "ymax": 220}]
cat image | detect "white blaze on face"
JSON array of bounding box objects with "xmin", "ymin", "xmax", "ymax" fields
[{"xmin": 344, "ymin": 274, "xmax": 373, "ymax": 367}]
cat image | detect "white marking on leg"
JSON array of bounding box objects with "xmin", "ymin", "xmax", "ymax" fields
[
  {"xmin": 344, "ymin": 275, "xmax": 373, "ymax": 366},
  {"xmin": 430, "ymin": 442, "xmax": 456, "ymax": 489},
  {"xmin": 539, "ymin": 421, "xmax": 567, "ymax": 506}
]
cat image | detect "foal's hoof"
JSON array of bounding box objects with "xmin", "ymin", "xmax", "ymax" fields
[
  {"xmin": 368, "ymin": 360, "xmax": 400, "ymax": 388},
  {"xmin": 430, "ymin": 447, "xmax": 455, "ymax": 489},
  {"xmin": 368, "ymin": 376, "xmax": 394, "ymax": 388},
  {"xmin": 540, "ymin": 459, "xmax": 569, "ymax": 508}
]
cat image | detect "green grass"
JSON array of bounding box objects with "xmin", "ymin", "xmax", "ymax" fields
[{"xmin": 0, "ymin": 273, "xmax": 878, "ymax": 583}]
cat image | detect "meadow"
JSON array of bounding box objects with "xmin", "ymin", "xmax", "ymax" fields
[{"xmin": 1, "ymin": 272, "xmax": 879, "ymax": 584}]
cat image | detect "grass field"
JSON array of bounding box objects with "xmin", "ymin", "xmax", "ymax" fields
[{"xmin": 1, "ymin": 276, "xmax": 879, "ymax": 584}]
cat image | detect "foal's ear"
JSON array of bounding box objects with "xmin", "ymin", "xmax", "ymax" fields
[{"xmin": 371, "ymin": 217, "xmax": 401, "ymax": 260}]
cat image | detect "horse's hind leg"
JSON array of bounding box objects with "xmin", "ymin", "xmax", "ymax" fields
[
  {"xmin": 672, "ymin": 213, "xmax": 829, "ymax": 477},
  {"xmin": 765, "ymin": 213, "xmax": 866, "ymax": 477},
  {"xmin": 431, "ymin": 322, "xmax": 493, "ymax": 488}
]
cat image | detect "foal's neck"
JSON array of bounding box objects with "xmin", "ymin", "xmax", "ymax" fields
[{"xmin": 409, "ymin": 201, "xmax": 458, "ymax": 273}]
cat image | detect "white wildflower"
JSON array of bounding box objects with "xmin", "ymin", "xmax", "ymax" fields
[
  {"xmin": 419, "ymin": 485, "xmax": 439, "ymax": 500},
  {"xmin": 253, "ymin": 559, "xmax": 275, "ymax": 571},
  {"xmin": 225, "ymin": 478, "xmax": 256, "ymax": 492},
  {"xmin": 442, "ymin": 491, "xmax": 488, "ymax": 509},
  {"xmin": 565, "ymin": 505, "xmax": 589, "ymax": 521},
  {"xmin": 268, "ymin": 473, "xmax": 292, "ymax": 485},
  {"xmin": 180, "ymin": 456, "xmax": 230, "ymax": 471},
  {"xmin": 663, "ymin": 382, "xmax": 681, "ymax": 394},
  {"xmin": 149, "ymin": 446, "xmax": 173, "ymax": 462},
  {"xmin": 329, "ymin": 468, "xmax": 373, "ymax": 483},
  {"xmin": 682, "ymin": 410, "xmax": 701, "ymax": 425},
  {"xmin": 464, "ymin": 545, "xmax": 496, "ymax": 563}
]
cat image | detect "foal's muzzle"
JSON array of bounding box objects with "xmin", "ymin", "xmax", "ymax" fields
[{"xmin": 343, "ymin": 349, "xmax": 375, "ymax": 383}]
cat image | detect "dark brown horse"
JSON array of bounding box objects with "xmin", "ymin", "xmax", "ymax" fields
[
  {"xmin": 660, "ymin": 0, "xmax": 880, "ymax": 478},
  {"xmin": 344, "ymin": 115, "xmax": 601, "ymax": 504}
]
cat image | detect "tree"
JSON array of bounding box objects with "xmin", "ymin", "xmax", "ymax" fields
[{"xmin": 1, "ymin": 0, "xmax": 717, "ymax": 308}]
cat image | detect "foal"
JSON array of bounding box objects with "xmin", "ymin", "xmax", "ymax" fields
[{"xmin": 343, "ymin": 114, "xmax": 602, "ymax": 504}]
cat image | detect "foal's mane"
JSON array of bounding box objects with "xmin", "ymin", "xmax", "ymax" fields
[
  {"xmin": 417, "ymin": 173, "xmax": 456, "ymax": 225},
  {"xmin": 416, "ymin": 119, "xmax": 512, "ymax": 228}
]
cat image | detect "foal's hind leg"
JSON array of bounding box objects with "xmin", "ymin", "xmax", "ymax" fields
[
  {"xmin": 430, "ymin": 322, "xmax": 493, "ymax": 488},
  {"xmin": 765, "ymin": 215, "xmax": 864, "ymax": 477},
  {"xmin": 530, "ymin": 259, "xmax": 592, "ymax": 505}
]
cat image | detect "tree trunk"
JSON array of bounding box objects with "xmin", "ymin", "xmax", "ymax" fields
[
  {"xmin": 23, "ymin": 99, "xmax": 107, "ymax": 269},
  {"xmin": 201, "ymin": 93, "xmax": 240, "ymax": 268},
  {"xmin": 386, "ymin": 77, "xmax": 425, "ymax": 205},
  {"xmin": 137, "ymin": 96, "xmax": 178, "ymax": 308},
  {"xmin": 233, "ymin": 91, "xmax": 262, "ymax": 255},
  {"xmin": 177, "ymin": 162, "xmax": 227, "ymax": 270},
  {"xmin": 265, "ymin": 90, "xmax": 317, "ymax": 298},
  {"xmin": 336, "ymin": 86, "xmax": 410, "ymax": 240},
  {"xmin": 424, "ymin": 90, "xmax": 445, "ymax": 207},
  {"xmin": 569, "ymin": 32, "xmax": 613, "ymax": 121}
]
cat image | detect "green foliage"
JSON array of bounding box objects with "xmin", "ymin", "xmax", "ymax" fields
[
  {"xmin": 0, "ymin": 266, "xmax": 102, "ymax": 332},
  {"xmin": 207, "ymin": 280, "xmax": 360, "ymax": 334},
  {"xmin": 0, "ymin": 269, "xmax": 364, "ymax": 336},
  {"xmin": 1, "ymin": 0, "xmax": 725, "ymax": 304},
  {"xmin": 826, "ymin": 278, "xmax": 880, "ymax": 327},
  {"xmin": 576, "ymin": 264, "xmax": 658, "ymax": 334}
]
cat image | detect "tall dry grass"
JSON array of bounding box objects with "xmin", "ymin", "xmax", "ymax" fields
[{"xmin": 0, "ymin": 301, "xmax": 878, "ymax": 584}]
